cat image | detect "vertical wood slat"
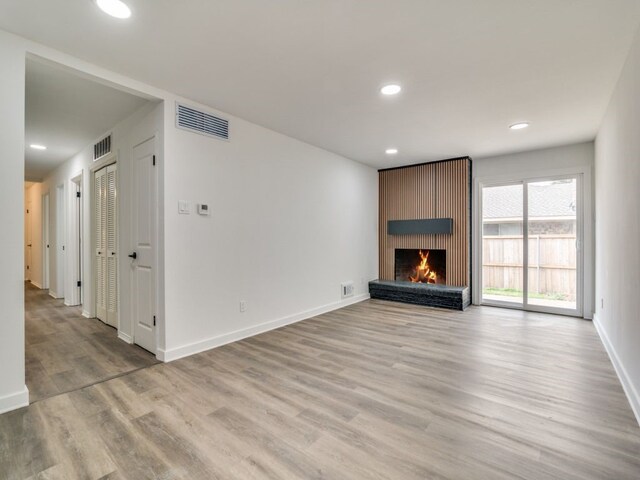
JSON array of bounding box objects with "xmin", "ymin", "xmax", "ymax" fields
[{"xmin": 378, "ymin": 158, "xmax": 470, "ymax": 287}]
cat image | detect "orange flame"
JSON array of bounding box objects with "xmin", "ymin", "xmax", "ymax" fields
[{"xmin": 409, "ymin": 250, "xmax": 438, "ymax": 284}]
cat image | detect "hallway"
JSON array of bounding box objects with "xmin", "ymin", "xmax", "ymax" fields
[{"xmin": 25, "ymin": 283, "xmax": 158, "ymax": 402}]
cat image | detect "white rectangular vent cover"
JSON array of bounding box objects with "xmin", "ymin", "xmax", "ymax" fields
[
  {"xmin": 341, "ymin": 282, "xmax": 354, "ymax": 298},
  {"xmin": 94, "ymin": 135, "xmax": 112, "ymax": 161},
  {"xmin": 176, "ymin": 103, "xmax": 229, "ymax": 140}
]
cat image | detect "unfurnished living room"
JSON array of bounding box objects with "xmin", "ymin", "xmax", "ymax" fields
[{"xmin": 1, "ymin": 1, "xmax": 640, "ymax": 479}]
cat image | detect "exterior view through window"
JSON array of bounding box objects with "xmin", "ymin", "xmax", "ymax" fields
[{"xmin": 481, "ymin": 177, "xmax": 579, "ymax": 314}]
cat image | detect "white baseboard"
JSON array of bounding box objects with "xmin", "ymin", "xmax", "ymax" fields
[
  {"xmin": 48, "ymin": 291, "xmax": 58, "ymax": 299},
  {"xmin": 31, "ymin": 281, "xmax": 43, "ymax": 289},
  {"xmin": 593, "ymin": 313, "xmax": 640, "ymax": 427},
  {"xmin": 157, "ymin": 293, "xmax": 370, "ymax": 362},
  {"xmin": 0, "ymin": 385, "xmax": 29, "ymax": 414},
  {"xmin": 118, "ymin": 331, "xmax": 133, "ymax": 344},
  {"xmin": 81, "ymin": 310, "xmax": 92, "ymax": 319}
]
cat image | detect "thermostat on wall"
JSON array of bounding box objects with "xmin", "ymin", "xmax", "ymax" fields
[{"xmin": 197, "ymin": 204, "xmax": 210, "ymax": 216}]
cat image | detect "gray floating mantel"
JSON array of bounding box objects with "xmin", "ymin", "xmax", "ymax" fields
[{"xmin": 388, "ymin": 218, "xmax": 453, "ymax": 235}]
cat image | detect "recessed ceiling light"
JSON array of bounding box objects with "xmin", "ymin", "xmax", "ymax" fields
[
  {"xmin": 385, "ymin": 148, "xmax": 398, "ymax": 155},
  {"xmin": 509, "ymin": 122, "xmax": 530, "ymax": 130},
  {"xmin": 96, "ymin": 0, "xmax": 131, "ymax": 19},
  {"xmin": 30, "ymin": 144, "xmax": 47, "ymax": 150},
  {"xmin": 381, "ymin": 84, "xmax": 402, "ymax": 96}
]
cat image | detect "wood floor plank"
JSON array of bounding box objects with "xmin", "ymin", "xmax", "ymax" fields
[
  {"xmin": 3, "ymin": 293, "xmax": 640, "ymax": 479},
  {"xmin": 23, "ymin": 283, "xmax": 158, "ymax": 402}
]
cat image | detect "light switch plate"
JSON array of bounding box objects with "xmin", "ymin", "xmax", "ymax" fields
[{"xmin": 178, "ymin": 201, "xmax": 190, "ymax": 214}]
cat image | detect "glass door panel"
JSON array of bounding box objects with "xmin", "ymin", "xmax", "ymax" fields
[
  {"xmin": 481, "ymin": 184, "xmax": 524, "ymax": 306},
  {"xmin": 526, "ymin": 178, "xmax": 578, "ymax": 312}
]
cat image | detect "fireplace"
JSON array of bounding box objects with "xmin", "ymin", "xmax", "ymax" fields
[
  {"xmin": 394, "ymin": 249, "xmax": 446, "ymax": 284},
  {"xmin": 371, "ymin": 248, "xmax": 467, "ymax": 310}
]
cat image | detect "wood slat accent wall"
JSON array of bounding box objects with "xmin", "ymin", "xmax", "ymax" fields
[{"xmin": 379, "ymin": 158, "xmax": 471, "ymax": 287}]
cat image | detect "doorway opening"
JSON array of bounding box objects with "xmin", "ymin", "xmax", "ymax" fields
[{"xmin": 23, "ymin": 55, "xmax": 162, "ymax": 403}]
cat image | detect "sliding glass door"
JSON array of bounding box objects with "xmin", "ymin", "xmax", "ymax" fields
[
  {"xmin": 481, "ymin": 176, "xmax": 582, "ymax": 316},
  {"xmin": 482, "ymin": 184, "xmax": 524, "ymax": 307}
]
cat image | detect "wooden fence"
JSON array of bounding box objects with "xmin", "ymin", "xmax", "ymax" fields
[{"xmin": 482, "ymin": 235, "xmax": 576, "ymax": 300}]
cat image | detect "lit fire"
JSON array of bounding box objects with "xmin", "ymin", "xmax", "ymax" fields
[{"xmin": 409, "ymin": 250, "xmax": 438, "ymax": 284}]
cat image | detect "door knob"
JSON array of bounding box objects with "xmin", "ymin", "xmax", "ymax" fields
[{"xmin": 128, "ymin": 252, "xmax": 137, "ymax": 259}]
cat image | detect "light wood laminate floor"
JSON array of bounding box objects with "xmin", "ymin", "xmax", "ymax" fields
[
  {"xmin": 3, "ymin": 297, "xmax": 640, "ymax": 479},
  {"xmin": 24, "ymin": 283, "xmax": 158, "ymax": 402}
]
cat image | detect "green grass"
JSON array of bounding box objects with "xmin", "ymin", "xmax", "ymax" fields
[{"xmin": 483, "ymin": 287, "xmax": 568, "ymax": 301}]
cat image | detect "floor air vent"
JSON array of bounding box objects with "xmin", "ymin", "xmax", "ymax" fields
[
  {"xmin": 94, "ymin": 135, "xmax": 112, "ymax": 160},
  {"xmin": 176, "ymin": 103, "xmax": 229, "ymax": 140}
]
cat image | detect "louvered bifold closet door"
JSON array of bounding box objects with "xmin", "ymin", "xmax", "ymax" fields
[
  {"xmin": 105, "ymin": 164, "xmax": 118, "ymax": 327},
  {"xmin": 95, "ymin": 168, "xmax": 108, "ymax": 322}
]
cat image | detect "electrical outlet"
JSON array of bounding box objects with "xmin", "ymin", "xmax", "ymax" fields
[
  {"xmin": 341, "ymin": 282, "xmax": 354, "ymax": 298},
  {"xmin": 239, "ymin": 300, "xmax": 247, "ymax": 312}
]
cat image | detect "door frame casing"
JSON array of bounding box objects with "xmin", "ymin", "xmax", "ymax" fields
[{"xmin": 473, "ymin": 165, "xmax": 593, "ymax": 318}]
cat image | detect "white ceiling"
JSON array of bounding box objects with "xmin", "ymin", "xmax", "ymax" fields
[
  {"xmin": 5, "ymin": 1, "xmax": 640, "ymax": 169},
  {"xmin": 25, "ymin": 59, "xmax": 149, "ymax": 181}
]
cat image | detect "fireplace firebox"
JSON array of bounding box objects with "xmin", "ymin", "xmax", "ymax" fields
[{"xmin": 394, "ymin": 249, "xmax": 446, "ymax": 284}]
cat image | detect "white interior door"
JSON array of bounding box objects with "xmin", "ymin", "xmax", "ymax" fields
[
  {"xmin": 25, "ymin": 200, "xmax": 32, "ymax": 281},
  {"xmin": 74, "ymin": 180, "xmax": 82, "ymax": 305},
  {"xmin": 95, "ymin": 167, "xmax": 107, "ymax": 321},
  {"xmin": 56, "ymin": 184, "xmax": 65, "ymax": 299},
  {"xmin": 106, "ymin": 165, "xmax": 118, "ymax": 326},
  {"xmin": 95, "ymin": 164, "xmax": 118, "ymax": 327},
  {"xmin": 131, "ymin": 138, "xmax": 156, "ymax": 353}
]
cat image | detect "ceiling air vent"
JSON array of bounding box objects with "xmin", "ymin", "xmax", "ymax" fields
[
  {"xmin": 176, "ymin": 103, "xmax": 229, "ymax": 140},
  {"xmin": 94, "ymin": 135, "xmax": 112, "ymax": 161}
]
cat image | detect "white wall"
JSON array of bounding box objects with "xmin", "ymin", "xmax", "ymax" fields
[
  {"xmin": 0, "ymin": 30, "xmax": 28, "ymax": 413},
  {"xmin": 474, "ymin": 142, "xmax": 594, "ymax": 179},
  {"xmin": 594, "ymin": 25, "xmax": 640, "ymax": 425},
  {"xmin": 0, "ymin": 27, "xmax": 378, "ymax": 412},
  {"xmin": 472, "ymin": 141, "xmax": 595, "ymax": 317},
  {"xmin": 162, "ymin": 104, "xmax": 378, "ymax": 360}
]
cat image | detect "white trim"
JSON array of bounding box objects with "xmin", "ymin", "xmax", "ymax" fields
[
  {"xmin": 81, "ymin": 310, "xmax": 92, "ymax": 318},
  {"xmin": 0, "ymin": 385, "xmax": 29, "ymax": 414},
  {"xmin": 30, "ymin": 281, "xmax": 43, "ymax": 290},
  {"xmin": 157, "ymin": 294, "xmax": 370, "ymax": 362},
  {"xmin": 49, "ymin": 291, "xmax": 60, "ymax": 299},
  {"xmin": 118, "ymin": 331, "xmax": 133, "ymax": 344},
  {"xmin": 593, "ymin": 313, "xmax": 640, "ymax": 427}
]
